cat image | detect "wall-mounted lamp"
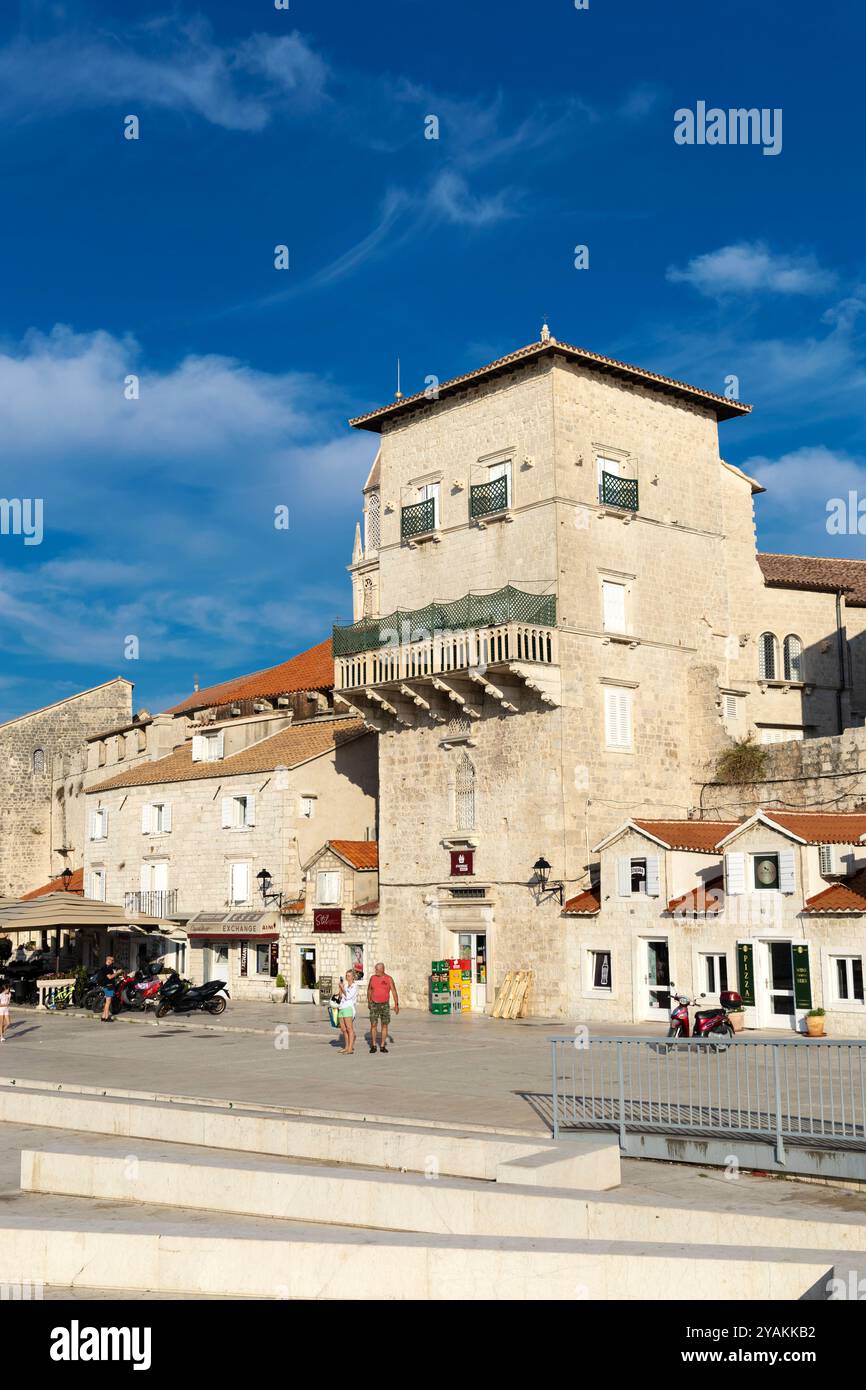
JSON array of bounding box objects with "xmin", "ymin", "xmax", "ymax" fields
[
  {"xmin": 256, "ymin": 868, "xmax": 284, "ymax": 910},
  {"xmin": 532, "ymin": 856, "xmax": 564, "ymax": 906},
  {"xmin": 60, "ymin": 867, "xmax": 73, "ymax": 892}
]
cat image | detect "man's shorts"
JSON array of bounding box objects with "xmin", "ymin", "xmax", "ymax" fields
[{"xmin": 369, "ymin": 1000, "xmax": 390, "ymax": 1025}]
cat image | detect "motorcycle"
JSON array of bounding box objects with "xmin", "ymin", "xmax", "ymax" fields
[
  {"xmin": 119, "ymin": 961, "xmax": 164, "ymax": 1011},
  {"xmin": 154, "ymin": 972, "xmax": 230, "ymax": 1019},
  {"xmin": 667, "ymin": 984, "xmax": 742, "ymax": 1040}
]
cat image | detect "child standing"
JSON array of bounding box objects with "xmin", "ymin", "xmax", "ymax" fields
[{"xmin": 0, "ymin": 980, "xmax": 12, "ymax": 1042}]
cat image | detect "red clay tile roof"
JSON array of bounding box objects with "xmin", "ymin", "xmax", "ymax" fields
[
  {"xmin": 351, "ymin": 899, "xmax": 379, "ymax": 915},
  {"xmin": 762, "ymin": 811, "xmax": 866, "ymax": 844},
  {"xmin": 803, "ymin": 869, "xmax": 866, "ymax": 914},
  {"xmin": 21, "ymin": 868, "xmax": 84, "ymax": 900},
  {"xmin": 165, "ymin": 639, "xmax": 334, "ymax": 715},
  {"xmin": 667, "ymin": 875, "xmax": 725, "ymax": 916},
  {"xmin": 349, "ymin": 337, "xmax": 751, "ymax": 432},
  {"xmin": 281, "ymin": 899, "xmax": 306, "ymax": 916},
  {"xmin": 563, "ymin": 886, "xmax": 601, "ymax": 915},
  {"xmin": 758, "ymin": 554, "xmax": 866, "ymax": 606},
  {"xmin": 88, "ymin": 718, "xmax": 366, "ymax": 792},
  {"xmin": 632, "ymin": 819, "xmax": 739, "ymax": 852},
  {"xmin": 328, "ymin": 840, "xmax": 378, "ymax": 870}
]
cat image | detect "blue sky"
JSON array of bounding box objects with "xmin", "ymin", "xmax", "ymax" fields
[{"xmin": 1, "ymin": 0, "xmax": 864, "ymax": 720}]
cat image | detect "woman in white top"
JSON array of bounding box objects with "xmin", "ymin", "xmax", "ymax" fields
[
  {"xmin": 0, "ymin": 981, "xmax": 12, "ymax": 1043},
  {"xmin": 337, "ymin": 969, "xmax": 358, "ymax": 1055}
]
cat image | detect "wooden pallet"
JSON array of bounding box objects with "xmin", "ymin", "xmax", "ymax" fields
[{"xmin": 492, "ymin": 970, "xmax": 533, "ymax": 1019}]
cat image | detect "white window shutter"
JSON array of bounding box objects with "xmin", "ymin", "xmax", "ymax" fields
[
  {"xmin": 645, "ymin": 856, "xmax": 660, "ymax": 897},
  {"xmin": 214, "ymin": 731, "xmax": 225, "ymax": 759},
  {"xmin": 140, "ymin": 863, "xmax": 150, "ymax": 892},
  {"xmin": 85, "ymin": 871, "xmax": 93, "ymax": 898},
  {"xmin": 163, "ymin": 802, "xmax": 172, "ymax": 833},
  {"xmin": 101, "ymin": 808, "xmax": 108, "ymax": 836},
  {"xmin": 724, "ymin": 852, "xmax": 745, "ymax": 895},
  {"xmin": 779, "ymin": 848, "xmax": 796, "ymax": 894},
  {"xmin": 153, "ymin": 862, "xmax": 168, "ymax": 892},
  {"xmin": 602, "ymin": 582, "xmax": 626, "ymax": 633},
  {"xmin": 141, "ymin": 804, "xmax": 152, "ymax": 835},
  {"xmin": 191, "ymin": 735, "xmax": 205, "ymax": 763},
  {"xmin": 87, "ymin": 811, "xmax": 96, "ymax": 841},
  {"xmin": 616, "ymin": 856, "xmax": 632, "ymax": 898},
  {"xmin": 221, "ymin": 797, "xmax": 233, "ymax": 829},
  {"xmin": 245, "ymin": 795, "xmax": 256, "ymax": 827}
]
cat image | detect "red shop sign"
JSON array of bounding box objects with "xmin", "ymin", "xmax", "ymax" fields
[
  {"xmin": 450, "ymin": 850, "xmax": 474, "ymax": 877},
  {"xmin": 314, "ymin": 909, "xmax": 342, "ymax": 933}
]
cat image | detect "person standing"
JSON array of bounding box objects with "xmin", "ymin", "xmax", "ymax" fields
[
  {"xmin": 0, "ymin": 980, "xmax": 11, "ymax": 1042},
  {"xmin": 367, "ymin": 962, "xmax": 399, "ymax": 1054},
  {"xmin": 337, "ymin": 969, "xmax": 358, "ymax": 1055},
  {"xmin": 96, "ymin": 955, "xmax": 118, "ymax": 1023}
]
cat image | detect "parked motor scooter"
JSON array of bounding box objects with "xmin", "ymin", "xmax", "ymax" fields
[
  {"xmin": 155, "ymin": 972, "xmax": 229, "ymax": 1018},
  {"xmin": 120, "ymin": 960, "xmax": 163, "ymax": 1011},
  {"xmin": 667, "ymin": 983, "xmax": 742, "ymax": 1040}
]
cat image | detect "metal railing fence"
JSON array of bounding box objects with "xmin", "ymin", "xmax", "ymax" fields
[{"xmin": 551, "ymin": 1035, "xmax": 866, "ymax": 1164}]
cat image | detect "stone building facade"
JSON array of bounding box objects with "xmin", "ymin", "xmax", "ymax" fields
[
  {"xmin": 280, "ymin": 839, "xmax": 379, "ymax": 1003},
  {"xmin": 571, "ymin": 810, "xmax": 866, "ymax": 1038},
  {"xmin": 333, "ymin": 328, "xmax": 866, "ymax": 1016},
  {"xmin": 0, "ymin": 679, "xmax": 133, "ymax": 898}
]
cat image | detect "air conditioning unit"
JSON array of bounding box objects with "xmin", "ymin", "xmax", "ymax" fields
[{"xmin": 819, "ymin": 844, "xmax": 848, "ymax": 879}]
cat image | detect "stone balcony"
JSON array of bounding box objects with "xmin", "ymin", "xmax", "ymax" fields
[{"xmin": 332, "ymin": 586, "xmax": 560, "ymax": 729}]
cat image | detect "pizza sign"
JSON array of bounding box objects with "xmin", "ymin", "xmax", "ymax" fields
[{"xmin": 450, "ymin": 851, "xmax": 474, "ymax": 877}]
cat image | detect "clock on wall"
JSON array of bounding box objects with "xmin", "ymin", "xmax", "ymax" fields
[{"xmin": 755, "ymin": 855, "xmax": 779, "ymax": 888}]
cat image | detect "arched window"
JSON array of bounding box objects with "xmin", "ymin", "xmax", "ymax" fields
[
  {"xmin": 758, "ymin": 632, "xmax": 778, "ymax": 680},
  {"xmin": 32, "ymin": 748, "xmax": 44, "ymax": 774},
  {"xmin": 783, "ymin": 634, "xmax": 803, "ymax": 682},
  {"xmin": 455, "ymin": 753, "xmax": 476, "ymax": 831}
]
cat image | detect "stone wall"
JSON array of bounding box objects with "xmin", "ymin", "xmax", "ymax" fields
[
  {"xmin": 0, "ymin": 679, "xmax": 133, "ymax": 896},
  {"xmin": 699, "ymin": 726, "xmax": 866, "ymax": 819}
]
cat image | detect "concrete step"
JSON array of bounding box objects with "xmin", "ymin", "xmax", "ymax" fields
[
  {"xmin": 20, "ymin": 1146, "xmax": 866, "ymax": 1258},
  {"xmin": 0, "ymin": 1084, "xmax": 618, "ymax": 1189},
  {"xmin": 0, "ymin": 1197, "xmax": 835, "ymax": 1300}
]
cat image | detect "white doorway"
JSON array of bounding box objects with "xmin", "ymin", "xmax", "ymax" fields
[
  {"xmin": 755, "ymin": 939, "xmax": 799, "ymax": 1030},
  {"xmin": 638, "ymin": 938, "xmax": 671, "ymax": 1021},
  {"xmin": 206, "ymin": 942, "xmax": 230, "ymax": 984},
  {"xmin": 297, "ymin": 946, "xmax": 318, "ymax": 1002},
  {"xmin": 456, "ymin": 931, "xmax": 487, "ymax": 1012}
]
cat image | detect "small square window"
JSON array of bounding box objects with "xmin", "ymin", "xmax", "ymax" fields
[
  {"xmin": 630, "ymin": 858, "xmax": 647, "ymax": 894},
  {"xmin": 590, "ymin": 950, "xmax": 612, "ymax": 991},
  {"xmin": 753, "ymin": 854, "xmax": 780, "ymax": 890}
]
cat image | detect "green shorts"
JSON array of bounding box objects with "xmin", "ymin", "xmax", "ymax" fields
[
  {"xmin": 338, "ymin": 1006, "xmax": 355, "ymax": 1019},
  {"xmin": 369, "ymin": 1000, "xmax": 390, "ymax": 1025}
]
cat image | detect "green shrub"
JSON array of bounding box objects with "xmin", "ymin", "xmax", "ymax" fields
[{"xmin": 714, "ymin": 736, "xmax": 768, "ymax": 785}]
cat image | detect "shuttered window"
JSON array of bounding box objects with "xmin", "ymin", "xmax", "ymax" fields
[
  {"xmin": 601, "ymin": 580, "xmax": 627, "ymax": 633},
  {"xmin": 604, "ymin": 686, "xmax": 633, "ymax": 750},
  {"xmin": 724, "ymin": 852, "xmax": 746, "ymax": 896},
  {"xmin": 317, "ymin": 871, "xmax": 341, "ymax": 905},
  {"xmin": 229, "ymin": 862, "xmax": 250, "ymax": 905}
]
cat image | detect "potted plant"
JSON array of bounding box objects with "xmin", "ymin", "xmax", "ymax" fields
[
  {"xmin": 271, "ymin": 973, "xmax": 287, "ymax": 1004},
  {"xmin": 728, "ymin": 1003, "xmax": 746, "ymax": 1033},
  {"xmin": 805, "ymin": 1008, "xmax": 826, "ymax": 1037}
]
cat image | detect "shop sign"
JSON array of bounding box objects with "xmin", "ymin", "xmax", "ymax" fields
[
  {"xmin": 270, "ymin": 942, "xmax": 279, "ymax": 977},
  {"xmin": 314, "ymin": 909, "xmax": 342, "ymax": 933},
  {"xmin": 240, "ymin": 941, "xmax": 248, "ymax": 977},
  {"xmin": 187, "ymin": 910, "xmax": 276, "ymax": 938},
  {"xmin": 736, "ymin": 943, "xmax": 755, "ymax": 1006},
  {"xmin": 450, "ymin": 850, "xmax": 474, "ymax": 877},
  {"xmin": 793, "ymin": 944, "xmax": 813, "ymax": 1010}
]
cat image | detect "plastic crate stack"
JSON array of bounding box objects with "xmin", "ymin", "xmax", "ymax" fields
[{"xmin": 430, "ymin": 959, "xmax": 451, "ymax": 1014}]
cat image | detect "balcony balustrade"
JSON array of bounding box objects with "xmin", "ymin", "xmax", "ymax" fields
[
  {"xmin": 124, "ymin": 889, "xmax": 179, "ymax": 918},
  {"xmin": 599, "ymin": 470, "xmax": 639, "ymax": 511}
]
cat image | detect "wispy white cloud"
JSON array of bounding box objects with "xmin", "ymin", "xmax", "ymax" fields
[
  {"xmin": 667, "ymin": 242, "xmax": 837, "ymax": 298},
  {"xmin": 0, "ymin": 18, "xmax": 329, "ymax": 131}
]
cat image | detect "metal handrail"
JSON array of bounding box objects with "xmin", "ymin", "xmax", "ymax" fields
[{"xmin": 550, "ymin": 1035, "xmax": 866, "ymax": 1167}]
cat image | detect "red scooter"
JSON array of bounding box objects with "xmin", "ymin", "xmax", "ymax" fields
[{"xmin": 667, "ymin": 985, "xmax": 742, "ymax": 1039}]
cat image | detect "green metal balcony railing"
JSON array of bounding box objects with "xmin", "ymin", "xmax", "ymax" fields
[
  {"xmin": 470, "ymin": 474, "xmax": 509, "ymax": 519},
  {"xmin": 333, "ymin": 584, "xmax": 557, "ymax": 658},
  {"xmin": 401, "ymin": 496, "xmax": 436, "ymax": 539},
  {"xmin": 599, "ymin": 471, "xmax": 639, "ymax": 512}
]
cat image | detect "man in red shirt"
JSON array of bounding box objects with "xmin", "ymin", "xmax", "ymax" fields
[{"xmin": 367, "ymin": 961, "xmax": 399, "ymax": 1054}]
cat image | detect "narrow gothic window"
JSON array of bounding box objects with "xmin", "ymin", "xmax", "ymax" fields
[
  {"xmin": 366, "ymin": 490, "xmax": 380, "ymax": 550},
  {"xmin": 783, "ymin": 634, "xmax": 803, "ymax": 682},
  {"xmin": 455, "ymin": 753, "xmax": 476, "ymax": 831},
  {"xmin": 758, "ymin": 632, "xmax": 778, "ymax": 680},
  {"xmin": 363, "ymin": 577, "xmax": 375, "ymax": 617},
  {"xmin": 32, "ymin": 748, "xmax": 45, "ymax": 773}
]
